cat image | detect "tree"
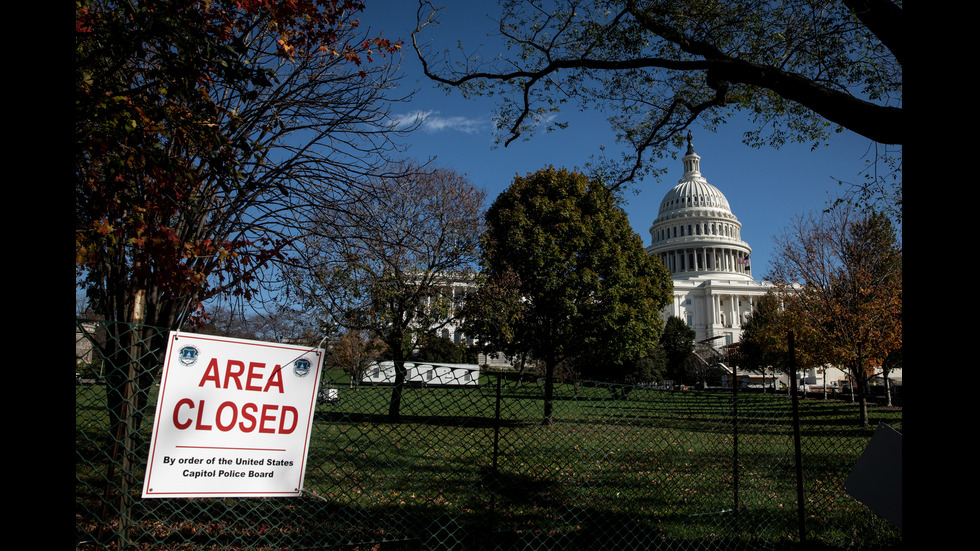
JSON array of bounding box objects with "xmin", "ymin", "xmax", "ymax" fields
[
  {"xmin": 331, "ymin": 330, "xmax": 387, "ymax": 389},
  {"xmin": 465, "ymin": 167, "xmax": 672, "ymax": 423},
  {"xmin": 197, "ymin": 304, "xmax": 263, "ymax": 341},
  {"xmin": 76, "ymin": 2, "xmax": 408, "ymax": 521},
  {"xmin": 597, "ymin": 348, "xmax": 668, "ymax": 391},
  {"xmin": 76, "ymin": 3, "xmax": 411, "ymax": 506},
  {"xmin": 200, "ymin": 301, "xmax": 321, "ymax": 345},
  {"xmin": 738, "ymin": 293, "xmax": 786, "ymax": 375},
  {"xmin": 768, "ymin": 206, "xmax": 901, "ymax": 425},
  {"xmin": 413, "ymin": 0, "xmax": 902, "ymax": 192},
  {"xmin": 659, "ymin": 316, "xmax": 695, "ymax": 386},
  {"xmin": 737, "ymin": 291, "xmax": 822, "ymax": 393},
  {"xmin": 412, "ymin": 334, "xmax": 477, "ymax": 364},
  {"xmin": 460, "ymin": 269, "xmax": 538, "ymax": 383},
  {"xmin": 76, "ymin": 0, "xmax": 407, "ymax": 331},
  {"xmin": 294, "ymin": 163, "xmax": 486, "ymax": 421}
]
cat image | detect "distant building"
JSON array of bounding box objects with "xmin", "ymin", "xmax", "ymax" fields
[
  {"xmin": 75, "ymin": 319, "xmax": 104, "ymax": 366},
  {"xmin": 646, "ymin": 135, "xmax": 775, "ymax": 348},
  {"xmin": 420, "ymin": 273, "xmax": 513, "ymax": 369},
  {"xmin": 650, "ymin": 137, "xmax": 901, "ymax": 396}
]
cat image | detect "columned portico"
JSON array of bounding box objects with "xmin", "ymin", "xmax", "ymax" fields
[{"xmin": 656, "ymin": 245, "xmax": 753, "ymax": 278}]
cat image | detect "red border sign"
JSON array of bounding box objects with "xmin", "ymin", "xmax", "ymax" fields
[{"xmin": 142, "ymin": 332, "xmax": 324, "ymax": 498}]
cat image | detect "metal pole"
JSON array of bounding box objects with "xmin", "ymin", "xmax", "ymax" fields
[
  {"xmin": 732, "ymin": 361, "xmax": 740, "ymax": 533},
  {"xmin": 788, "ymin": 331, "xmax": 807, "ymax": 547},
  {"xmin": 489, "ymin": 373, "xmax": 502, "ymax": 537}
]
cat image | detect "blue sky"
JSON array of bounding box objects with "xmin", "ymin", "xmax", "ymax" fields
[{"xmin": 361, "ymin": 1, "xmax": 883, "ymax": 279}]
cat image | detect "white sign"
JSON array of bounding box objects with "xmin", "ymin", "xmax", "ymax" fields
[{"xmin": 142, "ymin": 332, "xmax": 324, "ymax": 498}]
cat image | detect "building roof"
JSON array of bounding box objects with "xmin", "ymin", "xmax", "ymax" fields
[{"xmin": 658, "ymin": 177, "xmax": 732, "ymax": 216}]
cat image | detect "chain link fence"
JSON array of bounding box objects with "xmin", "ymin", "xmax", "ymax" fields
[{"xmin": 76, "ymin": 320, "xmax": 902, "ymax": 550}]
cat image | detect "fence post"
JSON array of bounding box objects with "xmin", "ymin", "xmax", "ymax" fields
[
  {"xmin": 732, "ymin": 361, "xmax": 740, "ymax": 535},
  {"xmin": 489, "ymin": 372, "xmax": 502, "ymax": 538},
  {"xmin": 788, "ymin": 331, "xmax": 807, "ymax": 547}
]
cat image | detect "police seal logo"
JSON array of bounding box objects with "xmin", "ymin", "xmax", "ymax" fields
[
  {"xmin": 293, "ymin": 358, "xmax": 312, "ymax": 377},
  {"xmin": 178, "ymin": 345, "xmax": 200, "ymax": 366}
]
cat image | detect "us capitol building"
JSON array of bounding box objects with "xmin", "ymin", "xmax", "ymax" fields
[{"xmin": 646, "ymin": 134, "xmax": 775, "ymax": 348}]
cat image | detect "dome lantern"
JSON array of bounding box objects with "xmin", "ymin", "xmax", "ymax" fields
[{"xmin": 682, "ymin": 130, "xmax": 701, "ymax": 178}]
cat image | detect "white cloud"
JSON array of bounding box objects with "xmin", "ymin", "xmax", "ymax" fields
[{"xmin": 391, "ymin": 110, "xmax": 488, "ymax": 134}]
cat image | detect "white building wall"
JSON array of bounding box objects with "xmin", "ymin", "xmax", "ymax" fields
[{"xmin": 663, "ymin": 277, "xmax": 774, "ymax": 345}]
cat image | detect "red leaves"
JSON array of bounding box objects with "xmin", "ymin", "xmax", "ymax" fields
[{"xmin": 220, "ymin": 0, "xmax": 402, "ymax": 62}]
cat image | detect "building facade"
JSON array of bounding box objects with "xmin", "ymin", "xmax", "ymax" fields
[{"xmin": 646, "ymin": 135, "xmax": 775, "ymax": 347}]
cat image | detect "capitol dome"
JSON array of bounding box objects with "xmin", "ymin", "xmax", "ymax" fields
[
  {"xmin": 646, "ymin": 134, "xmax": 753, "ymax": 281},
  {"xmin": 657, "ymin": 177, "xmax": 731, "ymax": 215}
]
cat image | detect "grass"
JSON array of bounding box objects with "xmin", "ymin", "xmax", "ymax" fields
[{"xmin": 76, "ymin": 371, "xmax": 902, "ymax": 550}]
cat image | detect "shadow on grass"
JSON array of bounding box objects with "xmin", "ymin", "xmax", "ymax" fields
[
  {"xmin": 78, "ymin": 463, "xmax": 901, "ymax": 551},
  {"xmin": 313, "ymin": 410, "xmax": 531, "ymax": 429},
  {"xmin": 80, "ymin": 490, "xmax": 675, "ymax": 551}
]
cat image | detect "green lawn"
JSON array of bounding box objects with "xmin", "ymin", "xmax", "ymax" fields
[
  {"xmin": 302, "ymin": 373, "xmax": 900, "ymax": 547},
  {"xmin": 77, "ymin": 372, "xmax": 902, "ymax": 549}
]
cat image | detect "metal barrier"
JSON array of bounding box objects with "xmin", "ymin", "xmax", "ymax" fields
[{"xmin": 76, "ymin": 319, "xmax": 902, "ymax": 550}]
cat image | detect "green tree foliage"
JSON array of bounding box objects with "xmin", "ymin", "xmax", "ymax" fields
[
  {"xmin": 466, "ymin": 167, "xmax": 672, "ymax": 423},
  {"xmin": 659, "ymin": 316, "xmax": 696, "ymax": 385},
  {"xmin": 412, "ymin": 334, "xmax": 477, "ymax": 364},
  {"xmin": 294, "ymin": 163, "xmax": 486, "ymax": 421},
  {"xmin": 414, "ymin": 0, "xmax": 902, "ymax": 196},
  {"xmin": 736, "ymin": 291, "xmax": 822, "ymax": 392},
  {"xmin": 606, "ymin": 348, "xmax": 668, "ymax": 386},
  {"xmin": 738, "ymin": 292, "xmax": 786, "ymax": 374},
  {"xmin": 768, "ymin": 206, "xmax": 902, "ymax": 425}
]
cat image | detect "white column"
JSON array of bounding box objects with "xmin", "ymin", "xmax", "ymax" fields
[{"xmin": 728, "ymin": 294, "xmax": 735, "ymax": 328}]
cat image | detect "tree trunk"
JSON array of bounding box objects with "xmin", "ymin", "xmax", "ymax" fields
[
  {"xmin": 388, "ymin": 356, "xmax": 407, "ymax": 422},
  {"xmin": 883, "ymin": 370, "xmax": 893, "ymax": 407},
  {"xmin": 514, "ymin": 354, "xmax": 527, "ymax": 389},
  {"xmin": 542, "ymin": 360, "xmax": 555, "ymax": 425},
  {"xmin": 858, "ymin": 392, "xmax": 869, "ymax": 426},
  {"xmin": 859, "ymin": 375, "xmax": 871, "ymax": 426}
]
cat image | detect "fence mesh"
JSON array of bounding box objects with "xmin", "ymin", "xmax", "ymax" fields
[{"xmin": 76, "ymin": 320, "xmax": 902, "ymax": 550}]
